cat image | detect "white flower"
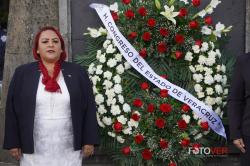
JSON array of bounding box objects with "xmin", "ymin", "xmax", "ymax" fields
[
  {"xmin": 88, "ymin": 63, "xmax": 96, "ymax": 75},
  {"xmin": 204, "ymin": 75, "xmax": 215, "ymax": 85},
  {"xmin": 160, "ymin": 5, "xmax": 179, "ymax": 25},
  {"xmin": 116, "ymin": 64, "xmax": 125, "ymax": 74},
  {"xmin": 209, "ymin": 42, "xmax": 215, "ymax": 49},
  {"xmin": 198, "ymin": 10, "xmax": 207, "ymax": 18},
  {"xmin": 108, "ymin": 131, "xmax": 116, "ymax": 137},
  {"xmin": 223, "ymin": 88, "xmax": 228, "ymax": 95},
  {"xmin": 214, "ymin": 74, "xmax": 222, "ymax": 82},
  {"xmin": 222, "ymin": 75, "xmax": 227, "ymax": 85},
  {"xmin": 215, "ymin": 97, "xmax": 222, "ymax": 105},
  {"xmin": 1, "ymin": 35, "xmax": 7, "ymax": 42},
  {"xmin": 221, "ymin": 64, "xmax": 226, "ymax": 73},
  {"xmin": 92, "ymin": 86, "xmax": 98, "ymax": 94},
  {"xmin": 115, "ymin": 53, "xmax": 123, "ymax": 62},
  {"xmin": 182, "ymin": 115, "xmax": 191, "ymax": 124},
  {"xmin": 205, "ymin": 96, "xmax": 216, "ymax": 106},
  {"xmin": 109, "ymin": 2, "xmax": 118, "ymax": 12},
  {"xmin": 206, "ymin": 87, "xmax": 214, "ymax": 95},
  {"xmin": 194, "ymin": 84, "xmax": 203, "ymax": 93},
  {"xmin": 201, "ymin": 42, "xmax": 209, "ymax": 52},
  {"xmin": 98, "ymin": 27, "xmax": 107, "ymax": 35},
  {"xmin": 114, "ymin": 84, "xmax": 122, "ymax": 94},
  {"xmin": 192, "ymin": 45, "xmax": 200, "ymax": 54},
  {"xmin": 193, "ymin": 74, "xmax": 203, "ymax": 83},
  {"xmin": 215, "ymin": 49, "xmax": 221, "ymax": 58},
  {"xmin": 96, "ymin": 50, "xmax": 102, "ymax": 59},
  {"xmin": 123, "ymin": 103, "xmax": 131, "ymax": 112},
  {"xmin": 195, "ymin": 64, "xmax": 204, "ymax": 72},
  {"xmin": 118, "ymin": 95, "xmax": 124, "ymax": 104},
  {"xmin": 213, "ymin": 22, "xmax": 225, "ymax": 37},
  {"xmin": 111, "ymin": 105, "xmax": 121, "ymax": 115},
  {"xmin": 210, "ymin": 0, "xmax": 221, "ymax": 8},
  {"xmin": 106, "ymin": 44, "xmax": 116, "ymax": 54},
  {"xmin": 128, "ymin": 119, "xmax": 138, "ymax": 128},
  {"xmin": 123, "ymin": 127, "xmax": 132, "ymax": 135},
  {"xmin": 91, "ymin": 75, "xmax": 100, "ymax": 85},
  {"xmin": 205, "ymin": 56, "xmax": 216, "ymax": 66},
  {"xmin": 96, "ymin": 113, "xmax": 105, "ymax": 128},
  {"xmin": 179, "ymin": 0, "xmax": 189, "ymax": 4},
  {"xmin": 99, "ymin": 54, "xmax": 106, "ymax": 63},
  {"xmin": 201, "ymin": 26, "xmax": 212, "ymax": 35},
  {"xmin": 193, "ymin": 112, "xmax": 200, "ymax": 120},
  {"xmin": 103, "ymin": 80, "xmax": 113, "ymax": 89},
  {"xmin": 105, "ymin": 89, "xmax": 116, "ymax": 99},
  {"xmin": 208, "ymin": 50, "xmax": 217, "ymax": 57},
  {"xmin": 216, "ymin": 65, "xmax": 221, "ymax": 72},
  {"xmin": 189, "ymin": 65, "xmax": 196, "ymax": 73},
  {"xmin": 86, "ymin": 27, "xmax": 101, "ymax": 38},
  {"xmin": 103, "ymin": 71, "xmax": 113, "ymax": 80},
  {"xmin": 204, "ymin": 67, "xmax": 213, "ymax": 75},
  {"xmin": 215, "ymin": 84, "xmax": 223, "ymax": 94},
  {"xmin": 185, "ymin": 52, "xmax": 193, "ymax": 61},
  {"xmin": 215, "ymin": 107, "xmax": 221, "ymax": 115},
  {"xmin": 106, "ymin": 98, "xmax": 117, "ymax": 106},
  {"xmin": 198, "ymin": 55, "xmax": 206, "ymax": 65},
  {"xmin": 206, "ymin": 7, "xmax": 214, "ymax": 14},
  {"xmin": 113, "ymin": 75, "xmax": 122, "ymax": 84},
  {"xmin": 103, "ymin": 40, "xmax": 111, "ymax": 49},
  {"xmin": 107, "ymin": 58, "xmax": 117, "ymax": 68},
  {"xmin": 194, "ymin": 133, "xmax": 203, "ymax": 140},
  {"xmin": 98, "ymin": 105, "xmax": 107, "ymax": 114},
  {"xmin": 95, "ymin": 94, "xmax": 104, "ymax": 105},
  {"xmin": 95, "ymin": 65, "xmax": 103, "ymax": 75},
  {"xmin": 117, "ymin": 136, "xmax": 125, "ymax": 143},
  {"xmin": 197, "ymin": 92, "xmax": 205, "ymax": 98},
  {"xmin": 102, "ymin": 116, "xmax": 112, "ymax": 126},
  {"xmin": 124, "ymin": 62, "xmax": 131, "ymax": 69},
  {"xmin": 117, "ymin": 115, "xmax": 128, "ymax": 125}
]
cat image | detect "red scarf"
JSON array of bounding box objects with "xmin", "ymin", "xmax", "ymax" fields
[{"xmin": 39, "ymin": 60, "xmax": 62, "ymax": 93}]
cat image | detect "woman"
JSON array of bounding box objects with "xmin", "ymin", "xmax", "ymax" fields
[
  {"xmin": 227, "ymin": 53, "xmax": 250, "ymax": 166},
  {"xmin": 3, "ymin": 26, "xmax": 99, "ymax": 166}
]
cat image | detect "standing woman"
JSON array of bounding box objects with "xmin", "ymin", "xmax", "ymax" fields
[{"xmin": 3, "ymin": 26, "xmax": 99, "ymax": 166}]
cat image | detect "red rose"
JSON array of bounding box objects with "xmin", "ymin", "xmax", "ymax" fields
[
  {"xmin": 113, "ymin": 121, "xmax": 123, "ymax": 132},
  {"xmin": 111, "ymin": 12, "xmax": 119, "ymax": 21},
  {"xmin": 179, "ymin": 8, "xmax": 188, "ymax": 17},
  {"xmin": 192, "ymin": 143, "xmax": 201, "ymax": 152},
  {"xmin": 135, "ymin": 134, "xmax": 144, "ymax": 144},
  {"xmin": 138, "ymin": 6, "xmax": 147, "ymax": 16},
  {"xmin": 122, "ymin": 0, "xmax": 131, "ymax": 5},
  {"xmin": 142, "ymin": 32, "xmax": 151, "ymax": 41},
  {"xmin": 141, "ymin": 149, "xmax": 152, "ymax": 160},
  {"xmin": 175, "ymin": 51, "xmax": 183, "ymax": 60},
  {"xmin": 160, "ymin": 89, "xmax": 169, "ymax": 98},
  {"xmin": 192, "ymin": 0, "xmax": 201, "ymax": 7},
  {"xmin": 175, "ymin": 34, "xmax": 185, "ymax": 44},
  {"xmin": 160, "ymin": 103, "xmax": 172, "ymax": 113},
  {"xmin": 157, "ymin": 42, "xmax": 167, "ymax": 53},
  {"xmin": 147, "ymin": 103, "xmax": 155, "ymax": 113},
  {"xmin": 180, "ymin": 138, "xmax": 190, "ymax": 147},
  {"xmin": 189, "ymin": 20, "xmax": 199, "ymax": 29},
  {"xmin": 178, "ymin": 119, "xmax": 187, "ymax": 130},
  {"xmin": 169, "ymin": 162, "xmax": 177, "ymax": 166},
  {"xmin": 160, "ymin": 75, "xmax": 168, "ymax": 79},
  {"xmin": 125, "ymin": 9, "xmax": 135, "ymax": 19},
  {"xmin": 128, "ymin": 32, "xmax": 137, "ymax": 40},
  {"xmin": 204, "ymin": 16, "xmax": 213, "ymax": 25},
  {"xmin": 140, "ymin": 82, "xmax": 149, "ymax": 90},
  {"xmin": 147, "ymin": 18, "xmax": 156, "ymax": 28},
  {"xmin": 195, "ymin": 40, "xmax": 202, "ymax": 47},
  {"xmin": 122, "ymin": 146, "xmax": 131, "ymax": 155},
  {"xmin": 139, "ymin": 48, "xmax": 147, "ymax": 58},
  {"xmin": 181, "ymin": 104, "xmax": 191, "ymax": 113},
  {"xmin": 159, "ymin": 28, "xmax": 169, "ymax": 37},
  {"xmin": 155, "ymin": 118, "xmax": 166, "ymax": 128},
  {"xmin": 159, "ymin": 139, "xmax": 168, "ymax": 149},
  {"xmin": 200, "ymin": 121, "xmax": 209, "ymax": 131},
  {"xmin": 131, "ymin": 113, "xmax": 140, "ymax": 121},
  {"xmin": 133, "ymin": 98, "xmax": 143, "ymax": 107}
]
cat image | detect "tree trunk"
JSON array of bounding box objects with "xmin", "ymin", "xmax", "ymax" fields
[{"xmin": 0, "ymin": 0, "xmax": 59, "ymax": 162}]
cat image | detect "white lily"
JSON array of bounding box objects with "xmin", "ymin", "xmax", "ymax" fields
[
  {"xmin": 160, "ymin": 5, "xmax": 179, "ymax": 25},
  {"xmin": 110, "ymin": 2, "xmax": 118, "ymax": 12},
  {"xmin": 210, "ymin": 0, "xmax": 221, "ymax": 8}
]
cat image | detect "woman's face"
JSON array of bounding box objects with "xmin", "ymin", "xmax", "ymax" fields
[{"xmin": 37, "ymin": 30, "xmax": 62, "ymax": 63}]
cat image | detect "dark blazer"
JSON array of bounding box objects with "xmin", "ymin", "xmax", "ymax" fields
[
  {"xmin": 227, "ymin": 53, "xmax": 250, "ymax": 140},
  {"xmin": 3, "ymin": 61, "xmax": 100, "ymax": 153}
]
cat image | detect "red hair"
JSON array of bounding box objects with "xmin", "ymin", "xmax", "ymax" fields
[
  {"xmin": 32, "ymin": 26, "xmax": 67, "ymax": 61},
  {"xmin": 33, "ymin": 26, "xmax": 66, "ymax": 93}
]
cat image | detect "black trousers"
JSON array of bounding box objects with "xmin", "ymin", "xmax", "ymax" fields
[{"xmin": 241, "ymin": 135, "xmax": 250, "ymax": 166}]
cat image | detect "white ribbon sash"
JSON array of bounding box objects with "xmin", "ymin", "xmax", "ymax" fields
[{"xmin": 90, "ymin": 3, "xmax": 226, "ymax": 139}]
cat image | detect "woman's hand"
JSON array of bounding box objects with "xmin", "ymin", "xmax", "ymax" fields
[
  {"xmin": 233, "ymin": 138, "xmax": 246, "ymax": 153},
  {"xmin": 82, "ymin": 145, "xmax": 94, "ymax": 157},
  {"xmin": 9, "ymin": 148, "xmax": 22, "ymax": 160}
]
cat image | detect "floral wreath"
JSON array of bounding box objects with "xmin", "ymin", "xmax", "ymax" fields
[{"xmin": 79, "ymin": 0, "xmax": 232, "ymax": 165}]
